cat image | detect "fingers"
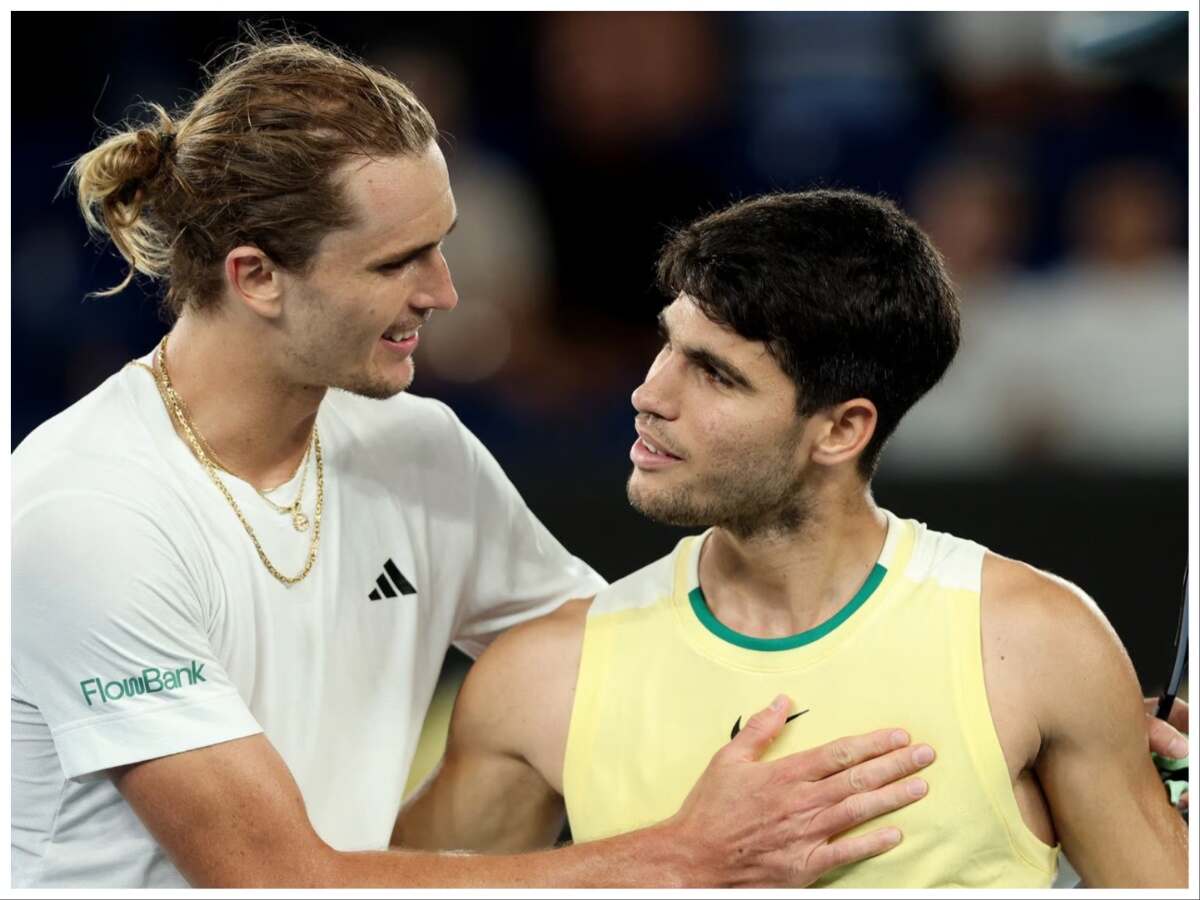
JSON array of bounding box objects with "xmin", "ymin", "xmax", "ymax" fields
[
  {"xmin": 808, "ymin": 825, "xmax": 903, "ymax": 872},
  {"xmin": 1145, "ymin": 711, "xmax": 1189, "ymax": 759},
  {"xmin": 817, "ymin": 743, "xmax": 936, "ymax": 805},
  {"xmin": 816, "ymin": 774, "xmax": 930, "ymax": 839},
  {"xmin": 786, "ymin": 728, "xmax": 912, "ymax": 781},
  {"xmin": 724, "ymin": 695, "xmax": 792, "ymax": 763},
  {"xmin": 1143, "ymin": 696, "xmax": 1190, "ymax": 735}
]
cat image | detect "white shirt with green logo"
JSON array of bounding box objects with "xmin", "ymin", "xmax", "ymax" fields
[{"xmin": 11, "ymin": 358, "xmax": 605, "ymax": 887}]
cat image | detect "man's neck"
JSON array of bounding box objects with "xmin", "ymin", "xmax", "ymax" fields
[
  {"xmin": 697, "ymin": 493, "xmax": 888, "ymax": 640},
  {"xmin": 159, "ymin": 313, "xmax": 325, "ymax": 491}
]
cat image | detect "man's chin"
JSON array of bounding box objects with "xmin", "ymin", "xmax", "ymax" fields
[
  {"xmin": 333, "ymin": 376, "xmax": 412, "ymax": 401},
  {"xmin": 333, "ymin": 362, "xmax": 415, "ymax": 401},
  {"xmin": 626, "ymin": 475, "xmax": 708, "ymax": 528}
]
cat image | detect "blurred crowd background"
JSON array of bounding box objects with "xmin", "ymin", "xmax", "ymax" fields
[{"xmin": 10, "ymin": 11, "xmax": 1190, "ymax": 728}]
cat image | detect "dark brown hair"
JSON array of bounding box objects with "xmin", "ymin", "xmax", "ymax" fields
[{"xmin": 657, "ymin": 190, "xmax": 961, "ymax": 477}]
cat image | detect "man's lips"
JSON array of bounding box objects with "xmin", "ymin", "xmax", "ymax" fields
[
  {"xmin": 380, "ymin": 326, "xmax": 421, "ymax": 355},
  {"xmin": 635, "ymin": 426, "xmax": 683, "ymax": 459},
  {"xmin": 631, "ymin": 427, "xmax": 684, "ymax": 469}
]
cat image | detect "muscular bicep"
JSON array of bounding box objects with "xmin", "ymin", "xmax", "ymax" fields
[
  {"xmin": 393, "ymin": 603, "xmax": 589, "ymax": 853},
  {"xmin": 114, "ymin": 733, "xmax": 337, "ymax": 887},
  {"xmin": 392, "ymin": 667, "xmax": 565, "ymax": 852},
  {"xmin": 1030, "ymin": 579, "xmax": 1187, "ymax": 887},
  {"xmin": 394, "ymin": 736, "xmax": 565, "ymax": 853}
]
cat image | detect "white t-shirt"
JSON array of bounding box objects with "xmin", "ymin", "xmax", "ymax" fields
[{"xmin": 10, "ymin": 356, "xmax": 607, "ymax": 887}]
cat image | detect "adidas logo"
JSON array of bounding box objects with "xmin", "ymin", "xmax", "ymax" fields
[{"xmin": 368, "ymin": 558, "xmax": 417, "ymax": 601}]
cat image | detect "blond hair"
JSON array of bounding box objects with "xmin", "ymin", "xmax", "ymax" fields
[{"xmin": 68, "ymin": 34, "xmax": 438, "ymax": 316}]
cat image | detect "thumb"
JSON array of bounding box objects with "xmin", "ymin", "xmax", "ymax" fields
[
  {"xmin": 727, "ymin": 694, "xmax": 791, "ymax": 762},
  {"xmin": 1144, "ymin": 696, "xmax": 1189, "ymax": 734},
  {"xmin": 1146, "ymin": 713, "xmax": 1189, "ymax": 760}
]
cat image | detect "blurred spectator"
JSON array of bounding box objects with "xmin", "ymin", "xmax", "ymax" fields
[
  {"xmin": 930, "ymin": 11, "xmax": 1057, "ymax": 85},
  {"xmin": 883, "ymin": 159, "xmax": 1186, "ymax": 474},
  {"xmin": 531, "ymin": 11, "xmax": 742, "ymax": 343},
  {"xmin": 885, "ymin": 151, "xmax": 1045, "ymax": 472},
  {"xmin": 926, "ymin": 11, "xmax": 1062, "ymax": 126},
  {"xmin": 740, "ymin": 11, "xmax": 925, "ymax": 190},
  {"xmin": 1065, "ymin": 161, "xmax": 1182, "ymax": 268},
  {"xmin": 910, "ymin": 150, "xmax": 1032, "ymax": 301},
  {"xmin": 1028, "ymin": 162, "xmax": 1187, "ymax": 466},
  {"xmin": 538, "ymin": 11, "xmax": 726, "ymax": 158}
]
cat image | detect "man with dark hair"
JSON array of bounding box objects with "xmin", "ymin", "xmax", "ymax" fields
[
  {"xmin": 652, "ymin": 190, "xmax": 959, "ymax": 481},
  {"xmin": 395, "ymin": 191, "xmax": 1188, "ymax": 888},
  {"xmin": 11, "ymin": 42, "xmax": 936, "ymax": 888}
]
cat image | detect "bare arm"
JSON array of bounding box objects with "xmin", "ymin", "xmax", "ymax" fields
[
  {"xmin": 392, "ymin": 642, "xmax": 568, "ymax": 852},
  {"xmin": 393, "ymin": 601, "xmax": 584, "ymax": 852},
  {"xmin": 985, "ymin": 558, "xmax": 1187, "ymax": 888},
  {"xmin": 116, "ymin": 733, "xmax": 693, "ymax": 888},
  {"xmin": 119, "ymin": 709, "xmax": 939, "ymax": 887}
]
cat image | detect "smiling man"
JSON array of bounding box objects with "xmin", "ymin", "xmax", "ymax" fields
[
  {"xmin": 394, "ymin": 191, "xmax": 1188, "ymax": 888},
  {"xmin": 11, "ymin": 39, "xmax": 944, "ymax": 889}
]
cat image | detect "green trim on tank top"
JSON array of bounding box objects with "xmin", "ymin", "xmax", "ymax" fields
[{"xmin": 688, "ymin": 563, "xmax": 888, "ymax": 651}]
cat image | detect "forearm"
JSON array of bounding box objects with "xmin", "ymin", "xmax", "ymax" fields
[
  {"xmin": 321, "ymin": 821, "xmax": 707, "ymax": 888},
  {"xmin": 1071, "ymin": 774, "xmax": 1188, "ymax": 887},
  {"xmin": 1042, "ymin": 721, "xmax": 1189, "ymax": 885},
  {"xmin": 127, "ymin": 708, "xmax": 936, "ymax": 888}
]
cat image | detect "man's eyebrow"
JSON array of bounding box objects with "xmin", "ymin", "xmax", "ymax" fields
[
  {"xmin": 367, "ymin": 217, "xmax": 458, "ymax": 268},
  {"xmin": 656, "ymin": 311, "xmax": 754, "ymax": 390}
]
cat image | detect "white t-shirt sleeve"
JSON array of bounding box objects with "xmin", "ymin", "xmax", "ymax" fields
[
  {"xmin": 435, "ymin": 405, "xmax": 607, "ymax": 658},
  {"xmin": 11, "ymin": 490, "xmax": 262, "ymax": 779}
]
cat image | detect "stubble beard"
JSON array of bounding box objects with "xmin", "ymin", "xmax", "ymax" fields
[
  {"xmin": 286, "ymin": 323, "xmax": 416, "ymax": 401},
  {"xmin": 333, "ymin": 357, "xmax": 415, "ymax": 401},
  {"xmin": 626, "ymin": 442, "xmax": 813, "ymax": 542},
  {"xmin": 286, "ymin": 285, "xmax": 418, "ymax": 401}
]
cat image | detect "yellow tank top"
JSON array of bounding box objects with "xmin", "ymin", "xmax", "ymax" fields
[{"xmin": 563, "ymin": 510, "xmax": 1059, "ymax": 888}]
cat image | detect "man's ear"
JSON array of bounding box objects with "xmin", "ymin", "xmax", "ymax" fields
[
  {"xmin": 809, "ymin": 397, "xmax": 878, "ymax": 468},
  {"xmin": 224, "ymin": 245, "xmax": 284, "ymax": 320}
]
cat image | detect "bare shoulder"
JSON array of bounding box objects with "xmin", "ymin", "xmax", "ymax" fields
[
  {"xmin": 475, "ymin": 596, "xmax": 593, "ymax": 683},
  {"xmin": 978, "ymin": 560, "xmax": 1186, "ymax": 886},
  {"xmin": 980, "ymin": 552, "xmax": 1139, "ymax": 740},
  {"xmin": 981, "ymin": 552, "xmax": 1119, "ymax": 649},
  {"xmin": 449, "ymin": 597, "xmax": 594, "ymax": 785}
]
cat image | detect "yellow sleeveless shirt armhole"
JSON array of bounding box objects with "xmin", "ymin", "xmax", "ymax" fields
[
  {"xmin": 950, "ymin": 579, "xmax": 1060, "ymax": 876},
  {"xmin": 564, "ymin": 536, "xmax": 700, "ymax": 842},
  {"xmin": 563, "ymin": 609, "xmax": 611, "ymax": 834}
]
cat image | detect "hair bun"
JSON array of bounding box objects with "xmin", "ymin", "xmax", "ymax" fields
[{"xmin": 134, "ymin": 127, "xmax": 175, "ymax": 180}]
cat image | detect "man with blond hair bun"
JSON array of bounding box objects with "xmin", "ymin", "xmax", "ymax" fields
[{"xmin": 11, "ymin": 36, "xmax": 940, "ymax": 888}]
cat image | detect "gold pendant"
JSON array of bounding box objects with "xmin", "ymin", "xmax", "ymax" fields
[{"xmin": 292, "ymin": 508, "xmax": 310, "ymax": 532}]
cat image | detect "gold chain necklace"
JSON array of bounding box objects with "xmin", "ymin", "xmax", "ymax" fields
[
  {"xmin": 132, "ymin": 336, "xmax": 324, "ymax": 587},
  {"xmin": 253, "ymin": 440, "xmax": 313, "ymax": 531},
  {"xmin": 181, "ymin": 397, "xmax": 314, "ymax": 532}
]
